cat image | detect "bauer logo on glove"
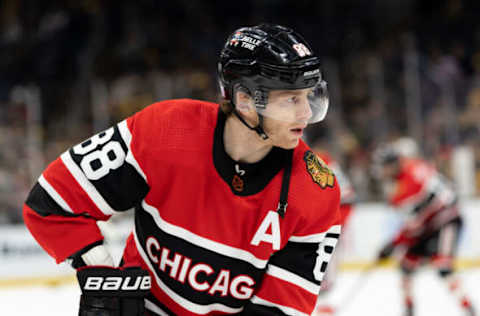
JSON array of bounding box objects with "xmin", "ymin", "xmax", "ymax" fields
[
  {"xmin": 78, "ymin": 266, "xmax": 151, "ymax": 297},
  {"xmin": 83, "ymin": 274, "xmax": 151, "ymax": 291}
]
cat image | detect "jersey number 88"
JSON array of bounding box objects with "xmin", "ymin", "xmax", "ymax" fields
[{"xmin": 73, "ymin": 128, "xmax": 126, "ymax": 181}]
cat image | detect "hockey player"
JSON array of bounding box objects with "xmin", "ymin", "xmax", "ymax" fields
[
  {"xmin": 23, "ymin": 24, "xmax": 342, "ymax": 315},
  {"xmin": 373, "ymin": 144, "xmax": 476, "ymax": 316}
]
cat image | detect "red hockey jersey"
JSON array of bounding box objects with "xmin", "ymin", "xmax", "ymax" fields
[
  {"xmin": 388, "ymin": 158, "xmax": 459, "ymax": 246},
  {"xmin": 24, "ymin": 99, "xmax": 341, "ymax": 315}
]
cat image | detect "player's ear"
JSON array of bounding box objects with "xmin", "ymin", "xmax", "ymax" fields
[{"xmin": 234, "ymin": 90, "xmax": 254, "ymax": 113}]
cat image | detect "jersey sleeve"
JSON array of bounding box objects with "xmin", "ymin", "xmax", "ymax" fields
[
  {"xmin": 23, "ymin": 118, "xmax": 149, "ymax": 263},
  {"xmin": 243, "ymin": 188, "xmax": 342, "ymax": 315}
]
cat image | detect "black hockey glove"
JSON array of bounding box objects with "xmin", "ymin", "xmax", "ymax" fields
[
  {"xmin": 77, "ymin": 266, "xmax": 151, "ymax": 316},
  {"xmin": 377, "ymin": 242, "xmax": 395, "ymax": 261}
]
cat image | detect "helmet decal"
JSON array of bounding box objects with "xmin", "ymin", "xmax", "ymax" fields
[
  {"xmin": 229, "ymin": 32, "xmax": 242, "ymax": 47},
  {"xmin": 292, "ymin": 43, "xmax": 312, "ymax": 57},
  {"xmin": 228, "ymin": 31, "xmax": 261, "ymax": 51}
]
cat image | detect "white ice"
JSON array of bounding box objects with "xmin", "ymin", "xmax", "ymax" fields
[
  {"xmin": 314, "ymin": 268, "xmax": 480, "ymax": 316},
  {"xmin": 1, "ymin": 268, "xmax": 479, "ymax": 316}
]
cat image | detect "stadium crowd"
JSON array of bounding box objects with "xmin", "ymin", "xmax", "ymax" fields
[{"xmin": 1, "ymin": 0, "xmax": 479, "ymax": 223}]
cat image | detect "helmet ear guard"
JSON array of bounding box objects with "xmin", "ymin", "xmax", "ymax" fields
[{"xmin": 232, "ymin": 84, "xmax": 256, "ymax": 113}]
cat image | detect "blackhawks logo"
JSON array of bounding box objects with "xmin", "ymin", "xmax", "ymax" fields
[{"xmin": 303, "ymin": 151, "xmax": 335, "ymax": 189}]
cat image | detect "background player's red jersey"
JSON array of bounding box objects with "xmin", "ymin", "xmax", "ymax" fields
[{"xmin": 387, "ymin": 158, "xmax": 459, "ymax": 248}]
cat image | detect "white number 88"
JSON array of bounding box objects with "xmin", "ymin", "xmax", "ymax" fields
[
  {"xmin": 73, "ymin": 128, "xmax": 115, "ymax": 155},
  {"xmin": 73, "ymin": 128, "xmax": 126, "ymax": 180}
]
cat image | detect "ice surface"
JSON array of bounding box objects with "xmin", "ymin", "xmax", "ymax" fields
[
  {"xmin": 315, "ymin": 268, "xmax": 480, "ymax": 316},
  {"xmin": 1, "ymin": 283, "xmax": 80, "ymax": 315},
  {"xmin": 1, "ymin": 268, "xmax": 479, "ymax": 315}
]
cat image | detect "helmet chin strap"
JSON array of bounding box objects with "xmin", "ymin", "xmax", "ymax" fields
[
  {"xmin": 232, "ymin": 109, "xmax": 269, "ymax": 140},
  {"xmin": 232, "ymin": 107, "xmax": 292, "ymax": 220}
]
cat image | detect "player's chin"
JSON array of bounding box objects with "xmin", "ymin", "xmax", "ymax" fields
[{"xmin": 276, "ymin": 138, "xmax": 300, "ymax": 150}]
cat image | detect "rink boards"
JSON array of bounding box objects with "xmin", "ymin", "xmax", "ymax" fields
[{"xmin": 2, "ymin": 199, "xmax": 480, "ymax": 288}]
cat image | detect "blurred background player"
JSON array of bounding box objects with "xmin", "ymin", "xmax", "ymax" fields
[{"xmin": 373, "ymin": 142, "xmax": 476, "ymax": 316}]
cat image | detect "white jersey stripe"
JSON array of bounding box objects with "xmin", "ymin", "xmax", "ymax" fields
[
  {"xmin": 266, "ymin": 264, "xmax": 320, "ymax": 294},
  {"xmin": 289, "ymin": 231, "xmax": 326, "ymax": 243},
  {"xmin": 317, "ymin": 251, "xmax": 333, "ymax": 266},
  {"xmin": 289, "ymin": 225, "xmax": 341, "ymax": 243},
  {"xmin": 142, "ymin": 200, "xmax": 268, "ymax": 269},
  {"xmin": 133, "ymin": 228, "xmax": 243, "ymax": 314},
  {"xmin": 439, "ymin": 223, "xmax": 455, "ymax": 256},
  {"xmin": 38, "ymin": 174, "xmax": 74, "ymax": 213},
  {"xmin": 250, "ymin": 296, "xmax": 309, "ymax": 316},
  {"xmin": 60, "ymin": 151, "xmax": 116, "ymax": 215},
  {"xmin": 144, "ymin": 299, "xmax": 169, "ymax": 316},
  {"xmin": 322, "ymin": 236, "xmax": 339, "ymax": 248},
  {"xmin": 117, "ymin": 120, "xmax": 147, "ymax": 181}
]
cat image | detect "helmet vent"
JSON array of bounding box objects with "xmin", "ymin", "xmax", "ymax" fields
[{"xmin": 269, "ymin": 45, "xmax": 283, "ymax": 55}]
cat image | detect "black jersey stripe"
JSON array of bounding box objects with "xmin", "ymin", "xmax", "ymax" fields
[
  {"xmin": 66, "ymin": 124, "xmax": 149, "ymax": 211},
  {"xmin": 325, "ymin": 233, "xmax": 340, "ymax": 239},
  {"xmin": 268, "ymin": 230, "xmax": 339, "ymax": 286},
  {"xmin": 140, "ymin": 200, "xmax": 268, "ymax": 269},
  {"xmin": 145, "ymin": 295, "xmax": 175, "ymax": 316},
  {"xmin": 134, "ymin": 205, "xmax": 265, "ymax": 309},
  {"xmin": 268, "ymin": 241, "xmax": 322, "ymax": 286},
  {"xmin": 241, "ymin": 301, "xmax": 286, "ymax": 315},
  {"xmin": 412, "ymin": 193, "xmax": 436, "ymax": 214},
  {"xmin": 25, "ymin": 182, "xmax": 82, "ymax": 217}
]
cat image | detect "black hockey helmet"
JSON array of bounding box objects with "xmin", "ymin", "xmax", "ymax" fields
[
  {"xmin": 372, "ymin": 145, "xmax": 400, "ymax": 165},
  {"xmin": 218, "ymin": 24, "xmax": 329, "ymax": 125},
  {"xmin": 371, "ymin": 144, "xmax": 401, "ymax": 179}
]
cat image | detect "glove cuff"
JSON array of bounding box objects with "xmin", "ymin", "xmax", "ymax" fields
[
  {"xmin": 81, "ymin": 245, "xmax": 115, "ymax": 267},
  {"xmin": 69, "ymin": 241, "xmax": 114, "ymax": 269}
]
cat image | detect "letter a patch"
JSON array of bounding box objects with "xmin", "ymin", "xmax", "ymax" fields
[{"xmin": 250, "ymin": 211, "xmax": 281, "ymax": 250}]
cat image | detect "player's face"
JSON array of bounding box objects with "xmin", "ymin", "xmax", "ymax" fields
[
  {"xmin": 262, "ymin": 88, "xmax": 313, "ymax": 149},
  {"xmin": 381, "ymin": 161, "xmax": 399, "ymax": 179},
  {"xmin": 263, "ymin": 88, "xmax": 314, "ymax": 123}
]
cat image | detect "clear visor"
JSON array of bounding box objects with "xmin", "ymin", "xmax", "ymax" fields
[{"xmin": 255, "ymin": 80, "xmax": 329, "ymax": 124}]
